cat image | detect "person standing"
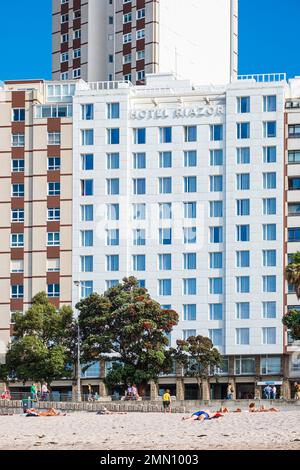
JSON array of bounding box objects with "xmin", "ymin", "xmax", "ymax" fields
[
  {"xmin": 132, "ymin": 384, "xmax": 139, "ymax": 400},
  {"xmin": 272, "ymin": 386, "xmax": 277, "ymax": 400},
  {"xmin": 41, "ymin": 383, "xmax": 49, "ymax": 401},
  {"xmin": 296, "ymin": 383, "xmax": 300, "ymax": 400},
  {"xmin": 226, "ymin": 383, "xmax": 234, "ymax": 400},
  {"xmin": 30, "ymin": 383, "xmax": 37, "ymax": 401},
  {"xmin": 162, "ymin": 389, "xmax": 172, "ymax": 413},
  {"xmin": 264, "ymin": 385, "xmax": 271, "ymax": 399}
]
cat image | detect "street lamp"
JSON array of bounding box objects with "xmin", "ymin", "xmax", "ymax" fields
[{"xmin": 73, "ymin": 281, "xmax": 81, "ymax": 402}]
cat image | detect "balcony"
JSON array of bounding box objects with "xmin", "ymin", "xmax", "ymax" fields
[
  {"xmin": 237, "ymin": 73, "xmax": 286, "ymax": 83},
  {"xmin": 88, "ymin": 81, "xmax": 132, "ymax": 91}
]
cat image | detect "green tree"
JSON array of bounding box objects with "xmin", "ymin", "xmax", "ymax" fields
[
  {"xmin": 286, "ymin": 252, "xmax": 300, "ymax": 300},
  {"xmin": 6, "ymin": 292, "xmax": 76, "ymax": 387},
  {"xmin": 173, "ymin": 335, "xmax": 222, "ymax": 398},
  {"xmin": 77, "ymin": 277, "xmax": 179, "ymax": 393},
  {"xmin": 283, "ymin": 310, "xmax": 300, "ymax": 341}
]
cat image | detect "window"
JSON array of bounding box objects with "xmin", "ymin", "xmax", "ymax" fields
[
  {"xmin": 183, "ymin": 330, "xmax": 196, "ymax": 340},
  {"xmin": 136, "ymin": 8, "xmax": 145, "ymax": 19},
  {"xmin": 210, "ymin": 226, "xmax": 223, "ymax": 243},
  {"xmin": 11, "ymin": 158, "xmax": 25, "ymax": 176},
  {"xmin": 133, "ymin": 255, "xmax": 146, "ymax": 271},
  {"xmin": 263, "ymin": 275, "xmax": 276, "ymax": 293},
  {"xmin": 210, "ymin": 125, "xmax": 223, "ymax": 141},
  {"xmin": 11, "ymin": 233, "xmax": 24, "ymax": 247},
  {"xmin": 11, "ymin": 209, "xmax": 24, "ymax": 222},
  {"xmin": 123, "ymin": 53, "xmax": 132, "ymax": 64},
  {"xmin": 81, "ymin": 129, "xmax": 93, "ymax": 146},
  {"xmin": 133, "ymin": 128, "xmax": 146, "ymax": 144},
  {"xmin": 184, "ymin": 304, "xmax": 197, "ymax": 321},
  {"xmin": 106, "ymin": 280, "xmax": 119, "ymax": 290},
  {"xmin": 136, "ymin": 50, "xmax": 145, "ymax": 61},
  {"xmin": 236, "ymin": 328, "xmax": 250, "ymax": 345},
  {"xmin": 184, "ymin": 126, "xmax": 197, "ymax": 142},
  {"xmin": 133, "ymin": 152, "xmax": 146, "ymax": 169},
  {"xmin": 81, "ymin": 205, "xmax": 93, "ymax": 221},
  {"xmin": 237, "ymin": 96, "xmax": 250, "ymax": 114},
  {"xmin": 11, "ymin": 260, "xmax": 24, "ymax": 273},
  {"xmin": 236, "ymin": 147, "xmax": 250, "ymax": 164},
  {"xmin": 81, "ymin": 104, "xmax": 94, "ymax": 120},
  {"xmin": 236, "ymin": 276, "xmax": 250, "ymax": 293},
  {"xmin": 263, "ymin": 95, "xmax": 277, "ymax": 112},
  {"xmin": 184, "ymin": 202, "xmax": 196, "ymax": 219},
  {"xmin": 263, "ymin": 302, "xmax": 276, "ymax": 319},
  {"xmin": 209, "ymin": 252, "xmax": 223, "ymax": 269},
  {"xmin": 263, "ymin": 121, "xmax": 277, "ymax": 138},
  {"xmin": 288, "ymin": 203, "xmax": 300, "ymax": 216},
  {"xmin": 107, "ymin": 103, "xmax": 120, "ymax": 119},
  {"xmin": 47, "ymin": 232, "xmax": 60, "ymax": 246},
  {"xmin": 107, "ymin": 128, "xmax": 120, "ymax": 144},
  {"xmin": 263, "ymin": 198, "xmax": 276, "ymax": 215},
  {"xmin": 133, "ymin": 203, "xmax": 145, "ymax": 220},
  {"xmin": 107, "ymin": 203, "xmax": 119, "ymax": 221},
  {"xmin": 107, "ymin": 153, "xmax": 120, "ymax": 170},
  {"xmin": 159, "ymin": 203, "xmax": 172, "ymax": 220},
  {"xmin": 159, "ymin": 152, "xmax": 172, "ymax": 168},
  {"xmin": 263, "ymin": 250, "xmax": 276, "ymax": 267},
  {"xmin": 80, "ymin": 230, "xmax": 94, "ymax": 247},
  {"xmin": 159, "ymin": 127, "xmax": 172, "ymax": 144},
  {"xmin": 236, "ymin": 251, "xmax": 250, "ymax": 268},
  {"xmin": 106, "ymin": 229, "xmax": 119, "ymax": 246},
  {"xmin": 235, "ymin": 357, "xmax": 255, "ymax": 375},
  {"xmin": 48, "ymin": 284, "xmax": 60, "ymax": 298},
  {"xmin": 236, "ymin": 302, "xmax": 250, "ymax": 319},
  {"xmin": 81, "ymin": 154, "xmax": 94, "ymax": 171},
  {"xmin": 236, "ymin": 225, "xmax": 250, "ymax": 242},
  {"xmin": 81, "ymin": 179, "xmax": 94, "ymax": 196},
  {"xmin": 61, "ymin": 13, "xmax": 69, "ymax": 23},
  {"xmin": 288, "ymin": 150, "xmax": 300, "ymax": 163},
  {"xmin": 12, "ymin": 184, "xmax": 24, "ymax": 197},
  {"xmin": 159, "ymin": 228, "xmax": 172, "ymax": 245},
  {"xmin": 74, "ymin": 29, "xmax": 81, "ymax": 40},
  {"xmin": 263, "ymin": 172, "xmax": 276, "ymax": 189},
  {"xmin": 12, "ymin": 108, "xmax": 25, "ymax": 122},
  {"xmin": 183, "ymin": 227, "xmax": 197, "ymax": 244},
  {"xmin": 288, "ymin": 125, "xmax": 300, "ymax": 138},
  {"xmin": 209, "ymin": 329, "xmax": 223, "ymax": 346},
  {"xmin": 136, "ymin": 29, "xmax": 145, "ymax": 40},
  {"xmin": 159, "ymin": 177, "xmax": 172, "ymax": 194},
  {"xmin": 261, "ymin": 357, "xmax": 281, "ymax": 374},
  {"xmin": 133, "ymin": 229, "xmax": 146, "ymax": 246},
  {"xmin": 183, "ymin": 278, "xmax": 197, "ymax": 295},
  {"xmin": 11, "ymin": 285, "xmax": 24, "ymax": 299},
  {"xmin": 80, "ymin": 281, "xmax": 93, "ymax": 299},
  {"xmin": 263, "ymin": 224, "xmax": 276, "ymax": 241},
  {"xmin": 184, "ymin": 253, "xmax": 197, "ymax": 270},
  {"xmin": 137, "ymin": 71, "xmax": 145, "ymax": 82},
  {"xmin": 236, "ymin": 173, "xmax": 250, "ymax": 190},
  {"xmin": 209, "ymin": 304, "xmax": 223, "ymax": 320},
  {"xmin": 159, "ymin": 279, "xmax": 172, "ymax": 296},
  {"xmin": 237, "ymin": 122, "xmax": 250, "ymax": 139},
  {"xmin": 133, "ymin": 178, "xmax": 146, "ymax": 195},
  {"xmin": 236, "ymin": 199, "xmax": 250, "ymax": 216},
  {"xmin": 12, "ymin": 133, "xmax": 25, "ymax": 147},
  {"xmin": 209, "ymin": 278, "xmax": 223, "ymax": 294},
  {"xmin": 210, "ymin": 149, "xmax": 223, "ymax": 166},
  {"xmin": 159, "ymin": 254, "xmax": 172, "ymax": 271},
  {"xmin": 210, "ymin": 201, "xmax": 223, "ymax": 218},
  {"xmin": 288, "ymin": 178, "xmax": 300, "ymax": 191},
  {"xmin": 123, "ymin": 12, "xmax": 132, "ymax": 23},
  {"xmin": 48, "ymin": 157, "xmax": 61, "ymax": 171},
  {"xmin": 48, "ymin": 132, "xmax": 60, "ymax": 145},
  {"xmin": 262, "ymin": 327, "xmax": 276, "ymax": 345},
  {"xmin": 47, "ymin": 259, "xmax": 60, "ymax": 272},
  {"xmin": 210, "ymin": 175, "xmax": 223, "ymax": 192},
  {"xmin": 106, "ymin": 178, "xmax": 119, "ymax": 195},
  {"xmin": 184, "ymin": 176, "xmax": 197, "ymax": 193},
  {"xmin": 263, "ymin": 146, "xmax": 277, "ymax": 163},
  {"xmin": 106, "ymin": 255, "xmax": 119, "ymax": 272}
]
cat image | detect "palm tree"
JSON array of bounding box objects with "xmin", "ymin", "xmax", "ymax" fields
[{"xmin": 286, "ymin": 252, "xmax": 300, "ymax": 300}]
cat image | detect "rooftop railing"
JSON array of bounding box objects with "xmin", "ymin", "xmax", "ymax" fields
[
  {"xmin": 88, "ymin": 81, "xmax": 133, "ymax": 91},
  {"xmin": 237, "ymin": 73, "xmax": 287, "ymax": 83}
]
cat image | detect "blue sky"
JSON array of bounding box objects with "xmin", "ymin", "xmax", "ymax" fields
[{"xmin": 0, "ymin": 0, "xmax": 299, "ymax": 81}]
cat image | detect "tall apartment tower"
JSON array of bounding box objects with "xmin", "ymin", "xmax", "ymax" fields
[{"xmin": 52, "ymin": 0, "xmax": 238, "ymax": 85}]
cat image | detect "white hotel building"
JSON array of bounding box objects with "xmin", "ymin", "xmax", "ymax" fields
[{"xmin": 70, "ymin": 73, "xmax": 293, "ymax": 399}]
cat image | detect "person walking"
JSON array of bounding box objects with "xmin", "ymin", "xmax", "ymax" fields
[
  {"xmin": 162, "ymin": 389, "xmax": 172, "ymax": 413},
  {"xmin": 264, "ymin": 385, "xmax": 271, "ymax": 399},
  {"xmin": 30, "ymin": 383, "xmax": 37, "ymax": 401},
  {"xmin": 41, "ymin": 383, "xmax": 49, "ymax": 401},
  {"xmin": 296, "ymin": 383, "xmax": 300, "ymax": 400},
  {"xmin": 226, "ymin": 383, "xmax": 234, "ymax": 400},
  {"xmin": 272, "ymin": 385, "xmax": 277, "ymax": 400}
]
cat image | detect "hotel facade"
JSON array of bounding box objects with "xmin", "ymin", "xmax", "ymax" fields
[
  {"xmin": 1, "ymin": 73, "xmax": 300, "ymax": 400},
  {"xmin": 52, "ymin": 0, "xmax": 238, "ymax": 85}
]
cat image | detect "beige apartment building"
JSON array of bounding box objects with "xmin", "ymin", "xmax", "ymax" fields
[
  {"xmin": 52, "ymin": 0, "xmax": 238, "ymax": 85},
  {"xmin": 0, "ymin": 80, "xmax": 75, "ymax": 356}
]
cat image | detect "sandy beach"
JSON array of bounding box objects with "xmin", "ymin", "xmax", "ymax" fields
[{"xmin": 0, "ymin": 411, "xmax": 300, "ymax": 450}]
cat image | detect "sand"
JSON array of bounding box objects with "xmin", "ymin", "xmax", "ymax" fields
[{"xmin": 0, "ymin": 411, "xmax": 300, "ymax": 450}]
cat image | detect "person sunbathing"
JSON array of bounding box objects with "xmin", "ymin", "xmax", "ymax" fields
[
  {"xmin": 25, "ymin": 408, "xmax": 66, "ymax": 417},
  {"xmin": 248, "ymin": 403, "xmax": 279, "ymax": 413},
  {"xmin": 96, "ymin": 406, "xmax": 127, "ymax": 415},
  {"xmin": 182, "ymin": 410, "xmax": 223, "ymax": 422}
]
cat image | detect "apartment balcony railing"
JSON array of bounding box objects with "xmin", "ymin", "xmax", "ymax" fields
[
  {"xmin": 286, "ymin": 100, "xmax": 300, "ymax": 109},
  {"xmin": 237, "ymin": 73, "xmax": 287, "ymax": 83},
  {"xmin": 88, "ymin": 81, "xmax": 132, "ymax": 91}
]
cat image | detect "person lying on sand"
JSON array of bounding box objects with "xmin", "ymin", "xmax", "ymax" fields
[
  {"xmin": 182, "ymin": 410, "xmax": 223, "ymax": 422},
  {"xmin": 96, "ymin": 406, "xmax": 127, "ymax": 415},
  {"xmin": 248, "ymin": 403, "xmax": 279, "ymax": 413},
  {"xmin": 25, "ymin": 408, "xmax": 66, "ymax": 417},
  {"xmin": 217, "ymin": 407, "xmax": 242, "ymax": 413}
]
